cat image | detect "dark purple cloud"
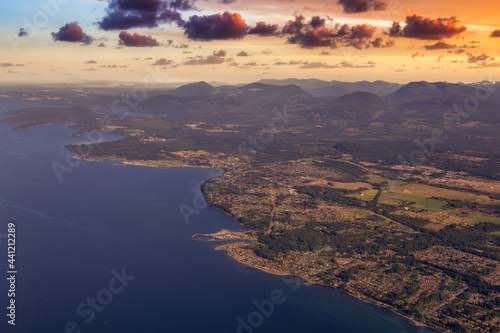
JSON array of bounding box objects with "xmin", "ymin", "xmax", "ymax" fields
[
  {"xmin": 490, "ymin": 30, "xmax": 500, "ymax": 38},
  {"xmin": 18, "ymin": 28, "xmax": 28, "ymax": 37},
  {"xmin": 184, "ymin": 11, "xmax": 247, "ymax": 40},
  {"xmin": 285, "ymin": 16, "xmax": 380, "ymax": 49},
  {"xmin": 98, "ymin": 0, "xmax": 193, "ymax": 30},
  {"xmin": 389, "ymin": 13, "xmax": 467, "ymax": 40},
  {"xmin": 248, "ymin": 22, "xmax": 278, "ymax": 36},
  {"xmin": 389, "ymin": 21, "xmax": 401, "ymax": 36},
  {"xmin": 118, "ymin": 31, "xmax": 160, "ymax": 46},
  {"xmin": 288, "ymin": 27, "xmax": 333, "ymax": 48},
  {"xmin": 282, "ymin": 15, "xmax": 305, "ymax": 35},
  {"xmin": 51, "ymin": 23, "xmax": 93, "ymax": 45},
  {"xmin": 337, "ymin": 0, "xmax": 387, "ymax": 13},
  {"xmin": 309, "ymin": 16, "xmax": 326, "ymax": 29},
  {"xmin": 169, "ymin": 0, "xmax": 195, "ymax": 10}
]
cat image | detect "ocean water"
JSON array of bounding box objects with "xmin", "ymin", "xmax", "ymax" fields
[{"xmin": 0, "ymin": 98, "xmax": 436, "ymax": 333}]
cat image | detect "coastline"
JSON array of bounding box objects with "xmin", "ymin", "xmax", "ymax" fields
[
  {"xmin": 70, "ymin": 151, "xmax": 443, "ymax": 332},
  {"xmin": 215, "ymin": 242, "xmax": 441, "ymax": 332},
  {"xmin": 2, "ymin": 93, "xmax": 498, "ymax": 332},
  {"xmin": 71, "ymin": 153, "xmax": 210, "ymax": 169}
]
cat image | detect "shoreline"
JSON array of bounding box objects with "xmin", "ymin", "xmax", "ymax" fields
[
  {"xmin": 70, "ymin": 151, "xmax": 444, "ymax": 332},
  {"xmin": 71, "ymin": 153, "xmax": 212, "ymax": 169},
  {"xmin": 215, "ymin": 242, "xmax": 442, "ymax": 332}
]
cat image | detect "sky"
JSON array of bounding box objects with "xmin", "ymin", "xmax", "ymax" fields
[{"xmin": 0, "ymin": 0, "xmax": 499, "ymax": 84}]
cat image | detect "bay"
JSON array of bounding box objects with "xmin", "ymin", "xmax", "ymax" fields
[{"xmin": 0, "ymin": 98, "xmax": 436, "ymax": 333}]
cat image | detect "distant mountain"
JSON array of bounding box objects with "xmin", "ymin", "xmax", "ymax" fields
[
  {"xmin": 257, "ymin": 78, "xmax": 402, "ymax": 97},
  {"xmin": 207, "ymin": 81, "xmax": 230, "ymax": 87},
  {"xmin": 335, "ymin": 91, "xmax": 383, "ymax": 105},
  {"xmin": 316, "ymin": 81, "xmax": 402, "ymax": 97},
  {"xmin": 257, "ymin": 79, "xmax": 333, "ymax": 92},
  {"xmin": 168, "ymin": 81, "xmax": 218, "ymax": 97},
  {"xmin": 386, "ymin": 81, "xmax": 500, "ymax": 123},
  {"xmin": 388, "ymin": 81, "xmax": 475, "ymax": 100},
  {"xmin": 466, "ymin": 81, "xmax": 500, "ymax": 102},
  {"xmin": 229, "ymin": 82, "xmax": 312, "ymax": 100}
]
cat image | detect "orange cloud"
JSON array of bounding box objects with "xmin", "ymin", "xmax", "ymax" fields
[
  {"xmin": 184, "ymin": 11, "xmax": 247, "ymax": 40},
  {"xmin": 390, "ymin": 12, "xmax": 466, "ymax": 40}
]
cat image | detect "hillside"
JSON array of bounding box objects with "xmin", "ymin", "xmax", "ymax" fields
[
  {"xmin": 257, "ymin": 78, "xmax": 402, "ymax": 97},
  {"xmin": 389, "ymin": 81, "xmax": 476, "ymax": 100},
  {"xmin": 168, "ymin": 81, "xmax": 219, "ymax": 97}
]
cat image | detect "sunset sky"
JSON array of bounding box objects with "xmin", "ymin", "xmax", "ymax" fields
[{"xmin": 1, "ymin": 0, "xmax": 499, "ymax": 84}]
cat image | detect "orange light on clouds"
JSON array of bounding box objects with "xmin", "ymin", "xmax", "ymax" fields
[{"xmin": 0, "ymin": 0, "xmax": 500, "ymax": 84}]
